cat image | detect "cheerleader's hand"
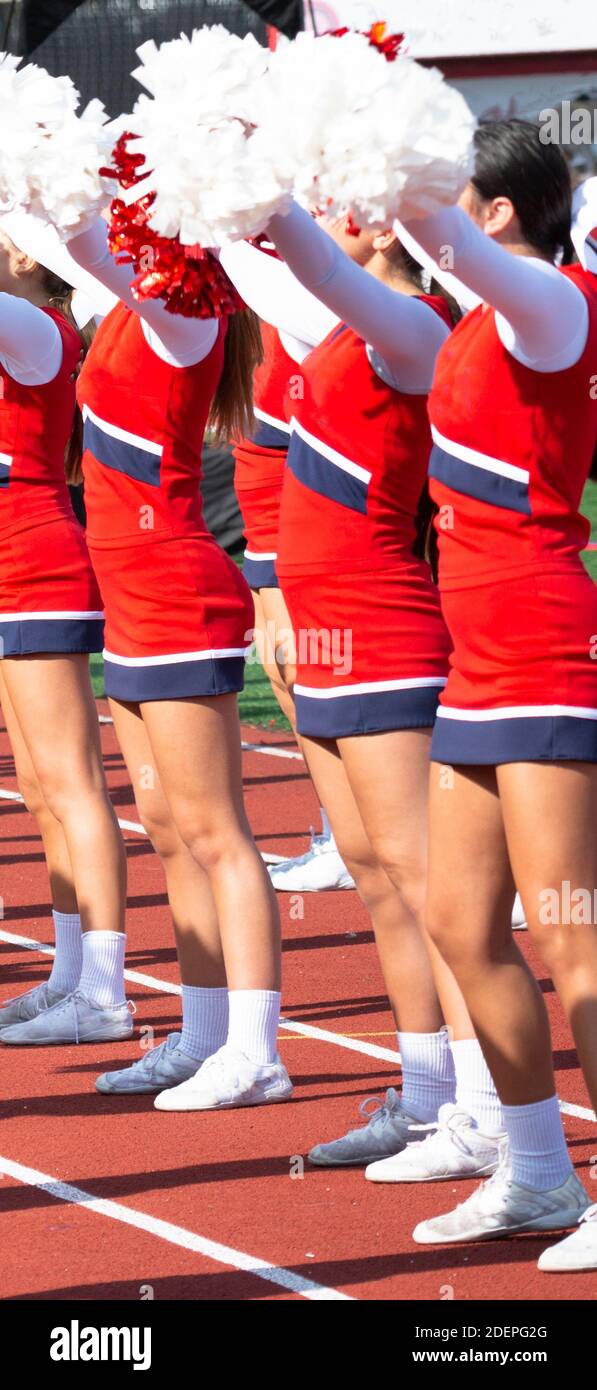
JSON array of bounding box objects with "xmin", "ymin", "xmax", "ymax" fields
[{"xmin": 0, "ymin": 53, "xmax": 116, "ymax": 239}]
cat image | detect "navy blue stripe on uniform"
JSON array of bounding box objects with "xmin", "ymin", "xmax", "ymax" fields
[
  {"xmin": 0, "ymin": 462, "xmax": 10, "ymax": 488},
  {"xmin": 295, "ymin": 684, "xmax": 441, "ymax": 738},
  {"xmin": 251, "ymin": 420, "xmax": 290, "ymax": 450},
  {"xmin": 83, "ymin": 417, "xmax": 161, "ymax": 487},
  {"xmin": 242, "ymin": 554, "xmax": 279, "ymax": 589},
  {"xmin": 0, "ymin": 618, "xmax": 104, "ymax": 656},
  {"xmin": 431, "ymin": 712, "xmax": 597, "ymax": 765},
  {"xmin": 429, "ymin": 444, "xmax": 531, "ymax": 515},
  {"xmin": 327, "ymin": 323, "xmax": 350, "ymax": 346},
  {"xmin": 103, "ymin": 655, "xmax": 246, "ymax": 702},
  {"xmin": 287, "ymin": 433, "xmax": 369, "ymax": 515}
]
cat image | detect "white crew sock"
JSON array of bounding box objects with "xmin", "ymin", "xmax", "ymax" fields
[
  {"xmin": 451, "ymin": 1038, "xmax": 505, "ymax": 1135},
  {"xmin": 180, "ymin": 985, "xmax": 229, "ymax": 1061},
  {"xmin": 78, "ymin": 931, "xmax": 126, "ymax": 1009},
  {"xmin": 397, "ymin": 1026, "xmax": 456, "ymax": 1123},
  {"xmin": 48, "ymin": 910, "xmax": 83, "ymax": 995},
  {"xmin": 503, "ymin": 1095, "xmax": 574, "ymax": 1191},
  {"xmin": 227, "ymin": 989, "xmax": 281, "ymax": 1064}
]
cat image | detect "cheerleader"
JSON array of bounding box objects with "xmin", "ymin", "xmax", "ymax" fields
[
  {"xmin": 390, "ymin": 121, "xmax": 597, "ymax": 1268},
  {"xmin": 0, "ymin": 215, "xmax": 130, "ymax": 1046},
  {"xmin": 30, "ymin": 208, "xmax": 292, "ymax": 1111},
  {"xmin": 231, "ymin": 248, "xmax": 353, "ymax": 891},
  {"xmin": 221, "ymin": 208, "xmax": 507, "ymax": 1173}
]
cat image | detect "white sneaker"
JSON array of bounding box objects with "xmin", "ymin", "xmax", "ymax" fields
[
  {"xmin": 0, "ymin": 988, "xmax": 134, "ymax": 1046},
  {"xmin": 0, "ymin": 980, "xmax": 69, "ymax": 1029},
  {"xmin": 366, "ymin": 1104, "xmax": 502, "ymax": 1183},
  {"xmin": 512, "ymin": 893, "xmax": 527, "ymax": 930},
  {"xmin": 154, "ymin": 1045, "xmax": 293, "ymax": 1111},
  {"xmin": 538, "ymin": 1203, "xmax": 597, "ymax": 1271},
  {"xmin": 268, "ymin": 830, "xmax": 355, "ymax": 892},
  {"xmin": 413, "ymin": 1148, "xmax": 589, "ymax": 1245},
  {"xmin": 308, "ymin": 1088, "xmax": 428, "ymax": 1167},
  {"xmin": 96, "ymin": 1032, "xmax": 202, "ymax": 1094}
]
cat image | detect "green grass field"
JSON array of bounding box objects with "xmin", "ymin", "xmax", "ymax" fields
[{"xmin": 91, "ymin": 482, "xmax": 597, "ymax": 726}]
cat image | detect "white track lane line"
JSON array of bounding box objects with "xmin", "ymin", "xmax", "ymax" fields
[
  {"xmin": 0, "ymin": 929, "xmax": 401, "ymax": 1060},
  {"xmin": 98, "ymin": 713, "xmax": 304, "ymax": 762},
  {"xmin": 1, "ymin": 927, "xmax": 595, "ymax": 1119},
  {"xmin": 0, "ymin": 1155, "xmax": 352, "ymax": 1302},
  {"xmin": 0, "ymin": 788, "xmax": 286, "ymax": 866}
]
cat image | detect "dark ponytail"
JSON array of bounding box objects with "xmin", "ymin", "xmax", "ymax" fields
[
  {"xmin": 471, "ymin": 119, "xmax": 572, "ymax": 262},
  {"xmin": 412, "ymin": 481, "xmax": 439, "ymax": 582},
  {"xmin": 43, "ymin": 269, "xmax": 95, "ymax": 486}
]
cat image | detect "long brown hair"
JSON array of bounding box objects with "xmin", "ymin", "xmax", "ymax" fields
[
  {"xmin": 43, "ymin": 268, "xmax": 95, "ymax": 486},
  {"xmin": 207, "ymin": 307, "xmax": 263, "ymax": 443}
]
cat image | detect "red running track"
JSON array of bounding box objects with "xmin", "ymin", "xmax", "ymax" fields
[{"xmin": 1, "ymin": 703, "xmax": 596, "ymax": 1301}]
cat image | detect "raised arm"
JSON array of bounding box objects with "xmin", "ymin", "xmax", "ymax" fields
[
  {"xmin": 0, "ymin": 293, "xmax": 63, "ymax": 386},
  {"xmin": 219, "ymin": 238, "xmax": 339, "ymax": 358},
  {"xmin": 67, "ymin": 219, "xmax": 218, "ymax": 368},
  {"xmin": 265, "ymin": 201, "xmax": 450, "ymax": 393},
  {"xmin": 402, "ymin": 205, "xmax": 588, "ymax": 371}
]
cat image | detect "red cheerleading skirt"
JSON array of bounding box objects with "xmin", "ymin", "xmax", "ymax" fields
[
  {"xmin": 89, "ymin": 533, "xmax": 254, "ymax": 702},
  {"xmin": 431, "ymin": 563, "xmax": 597, "ymax": 764},
  {"xmin": 233, "ymin": 438, "xmax": 287, "ymax": 590},
  {"xmin": 0, "ymin": 511, "xmax": 104, "ymax": 656},
  {"xmin": 280, "ymin": 559, "xmax": 450, "ymax": 738}
]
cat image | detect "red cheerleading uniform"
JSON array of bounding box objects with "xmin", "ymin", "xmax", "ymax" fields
[
  {"xmin": 0, "ymin": 308, "xmax": 103, "ymax": 656},
  {"xmin": 428, "ymin": 263, "xmax": 597, "ymax": 764},
  {"xmin": 232, "ymin": 320, "xmax": 293, "ymax": 590},
  {"xmin": 77, "ymin": 302, "xmax": 253, "ymax": 702},
  {"xmin": 277, "ymin": 307, "xmax": 452, "ymax": 738}
]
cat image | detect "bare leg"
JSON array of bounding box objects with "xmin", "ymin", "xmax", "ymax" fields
[
  {"xmin": 1, "ymin": 655, "xmax": 126, "ymax": 935},
  {"xmin": 300, "ymin": 731, "xmax": 443, "ymax": 1032},
  {"xmin": 109, "ymin": 698, "xmax": 226, "ymax": 987},
  {"xmin": 499, "ymin": 760, "xmax": 597, "ymax": 1114},
  {"xmin": 253, "ymin": 586, "xmax": 297, "ymax": 730},
  {"xmin": 0, "ymin": 666, "xmax": 77, "ymax": 914},
  {"xmin": 138, "ymin": 694, "xmax": 280, "ymax": 991},
  {"xmin": 426, "ymin": 761, "xmax": 554, "ymax": 1104}
]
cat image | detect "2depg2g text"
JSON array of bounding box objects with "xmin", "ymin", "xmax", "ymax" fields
[{"xmin": 414, "ymin": 1326, "xmax": 548, "ymax": 1342}]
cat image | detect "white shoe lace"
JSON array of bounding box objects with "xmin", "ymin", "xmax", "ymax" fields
[
  {"xmin": 134, "ymin": 1036, "xmax": 174, "ymax": 1073},
  {"xmin": 440, "ymin": 1107, "xmax": 484, "ymax": 1158},
  {"xmin": 579, "ymin": 1203, "xmax": 597, "ymax": 1225},
  {"xmin": 1, "ymin": 980, "xmax": 50, "ymax": 1017},
  {"xmin": 446, "ymin": 1148, "xmax": 511, "ymax": 1218},
  {"xmin": 358, "ymin": 1089, "xmax": 403, "ymax": 1131}
]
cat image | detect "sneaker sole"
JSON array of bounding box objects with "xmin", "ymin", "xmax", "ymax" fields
[
  {"xmin": 309, "ymin": 1151, "xmax": 404, "ymax": 1167},
  {"xmin": 538, "ymin": 1253, "xmax": 597, "ymax": 1272},
  {"xmin": 366, "ymin": 1159, "xmax": 499, "ymax": 1184},
  {"xmin": 0, "ymin": 1026, "xmax": 134, "ymax": 1047},
  {"xmin": 96, "ymin": 1071, "xmax": 200, "ymax": 1095},
  {"xmin": 414, "ymin": 1208, "xmax": 589, "ymax": 1245},
  {"xmin": 269, "ymin": 883, "xmax": 354, "ymax": 893},
  {"xmin": 155, "ymin": 1083, "xmax": 294, "ymax": 1112}
]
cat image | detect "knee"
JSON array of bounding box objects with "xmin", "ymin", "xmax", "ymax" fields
[
  {"xmin": 174, "ymin": 815, "xmax": 230, "ymax": 873},
  {"xmin": 341, "ymin": 850, "xmax": 389, "ymax": 913},
  {"xmin": 135, "ymin": 795, "xmax": 180, "ymax": 861},
  {"xmin": 529, "ymin": 918, "xmax": 588, "ymax": 979},
  {"xmin": 368, "ymin": 836, "xmax": 426, "ymax": 921},
  {"xmin": 16, "ymin": 769, "xmax": 48, "ymax": 821},
  {"xmin": 425, "ymin": 895, "xmax": 473, "ymax": 968}
]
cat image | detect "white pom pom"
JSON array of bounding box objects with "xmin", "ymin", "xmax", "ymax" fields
[
  {"xmin": 257, "ymin": 32, "xmax": 477, "ymax": 226},
  {"xmin": 126, "ymin": 26, "xmax": 293, "ymax": 245},
  {"xmin": 0, "ymin": 50, "xmax": 114, "ymax": 234}
]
